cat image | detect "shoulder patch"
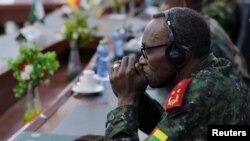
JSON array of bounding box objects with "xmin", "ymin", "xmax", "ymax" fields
[
  {"xmin": 147, "ymin": 127, "xmax": 168, "ymax": 141},
  {"xmin": 164, "ymin": 79, "xmax": 192, "ymax": 110}
]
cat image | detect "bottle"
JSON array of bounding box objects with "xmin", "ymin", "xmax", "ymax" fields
[
  {"xmin": 96, "ymin": 39, "xmax": 110, "ymax": 80},
  {"xmin": 113, "ymin": 28, "xmax": 124, "ymax": 61}
]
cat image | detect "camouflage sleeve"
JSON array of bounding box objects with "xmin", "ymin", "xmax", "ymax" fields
[
  {"xmin": 105, "ymin": 105, "xmax": 139, "ymax": 141},
  {"xmin": 138, "ymin": 93, "xmax": 164, "ymax": 134}
]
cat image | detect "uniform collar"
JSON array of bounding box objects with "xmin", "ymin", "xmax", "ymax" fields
[{"xmin": 192, "ymin": 53, "xmax": 232, "ymax": 76}]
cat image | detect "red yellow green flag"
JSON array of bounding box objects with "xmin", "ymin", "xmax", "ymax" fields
[{"xmin": 147, "ymin": 128, "xmax": 168, "ymax": 141}]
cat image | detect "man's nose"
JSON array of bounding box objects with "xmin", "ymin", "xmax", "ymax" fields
[{"xmin": 139, "ymin": 55, "xmax": 147, "ymax": 65}]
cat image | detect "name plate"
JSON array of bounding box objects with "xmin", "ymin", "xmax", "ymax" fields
[{"xmin": 16, "ymin": 26, "xmax": 42, "ymax": 42}]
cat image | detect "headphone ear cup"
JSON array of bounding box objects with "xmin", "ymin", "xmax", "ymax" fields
[{"xmin": 165, "ymin": 43, "xmax": 186, "ymax": 65}]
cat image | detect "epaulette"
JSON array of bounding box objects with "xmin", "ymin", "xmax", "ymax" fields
[{"xmin": 164, "ymin": 78, "xmax": 192, "ymax": 110}]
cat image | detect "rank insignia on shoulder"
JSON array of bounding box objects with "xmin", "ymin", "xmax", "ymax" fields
[{"xmin": 165, "ymin": 78, "xmax": 192, "ymax": 110}]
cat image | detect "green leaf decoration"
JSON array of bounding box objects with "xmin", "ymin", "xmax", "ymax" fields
[
  {"xmin": 62, "ymin": 11, "xmax": 97, "ymax": 46},
  {"xmin": 6, "ymin": 43, "xmax": 60, "ymax": 97}
]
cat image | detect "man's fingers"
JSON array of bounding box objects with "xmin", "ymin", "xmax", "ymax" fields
[
  {"xmin": 127, "ymin": 56, "xmax": 136, "ymax": 73},
  {"xmin": 119, "ymin": 56, "xmax": 129, "ymax": 74},
  {"xmin": 135, "ymin": 63, "xmax": 142, "ymax": 71}
]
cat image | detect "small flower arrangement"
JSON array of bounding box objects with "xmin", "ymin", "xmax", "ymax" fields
[
  {"xmin": 6, "ymin": 43, "xmax": 60, "ymax": 97},
  {"xmin": 62, "ymin": 11, "xmax": 97, "ymax": 46}
]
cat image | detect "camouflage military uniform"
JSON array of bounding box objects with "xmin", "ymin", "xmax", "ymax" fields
[
  {"xmin": 105, "ymin": 53, "xmax": 250, "ymax": 141},
  {"xmin": 202, "ymin": 0, "xmax": 239, "ymax": 41},
  {"xmin": 204, "ymin": 15, "xmax": 250, "ymax": 82}
]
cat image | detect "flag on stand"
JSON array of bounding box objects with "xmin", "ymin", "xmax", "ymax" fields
[
  {"xmin": 29, "ymin": 0, "xmax": 45, "ymax": 24},
  {"xmin": 66, "ymin": 0, "xmax": 81, "ymax": 11}
]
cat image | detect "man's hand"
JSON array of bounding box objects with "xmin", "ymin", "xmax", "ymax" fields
[{"xmin": 109, "ymin": 56, "xmax": 147, "ymax": 106}]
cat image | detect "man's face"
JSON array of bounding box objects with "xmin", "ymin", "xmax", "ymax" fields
[{"xmin": 140, "ymin": 19, "xmax": 177, "ymax": 88}]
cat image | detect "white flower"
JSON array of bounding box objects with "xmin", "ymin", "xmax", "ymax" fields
[
  {"xmin": 72, "ymin": 32, "xmax": 78, "ymax": 40},
  {"xmin": 21, "ymin": 71, "xmax": 30, "ymax": 80},
  {"xmin": 20, "ymin": 64, "xmax": 33, "ymax": 80},
  {"xmin": 24, "ymin": 65, "xmax": 33, "ymax": 74}
]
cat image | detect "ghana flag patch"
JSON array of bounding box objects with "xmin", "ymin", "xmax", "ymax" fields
[{"xmin": 147, "ymin": 128, "xmax": 168, "ymax": 141}]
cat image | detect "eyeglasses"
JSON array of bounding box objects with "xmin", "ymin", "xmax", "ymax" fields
[{"xmin": 141, "ymin": 43, "xmax": 168, "ymax": 59}]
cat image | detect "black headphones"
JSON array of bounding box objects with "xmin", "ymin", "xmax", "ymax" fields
[{"xmin": 164, "ymin": 12, "xmax": 187, "ymax": 66}]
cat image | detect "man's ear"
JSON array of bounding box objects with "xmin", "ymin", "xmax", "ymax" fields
[{"xmin": 176, "ymin": 45, "xmax": 191, "ymax": 68}]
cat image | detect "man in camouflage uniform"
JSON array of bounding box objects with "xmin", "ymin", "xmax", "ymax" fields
[
  {"xmin": 160, "ymin": 0, "xmax": 250, "ymax": 85},
  {"xmin": 202, "ymin": 0, "xmax": 239, "ymax": 42},
  {"xmin": 105, "ymin": 8, "xmax": 249, "ymax": 140},
  {"xmin": 206, "ymin": 15, "xmax": 250, "ymax": 82}
]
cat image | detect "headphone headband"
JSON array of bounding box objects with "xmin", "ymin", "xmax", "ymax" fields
[
  {"xmin": 164, "ymin": 12, "xmax": 175, "ymax": 42},
  {"xmin": 164, "ymin": 12, "xmax": 187, "ymax": 66}
]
